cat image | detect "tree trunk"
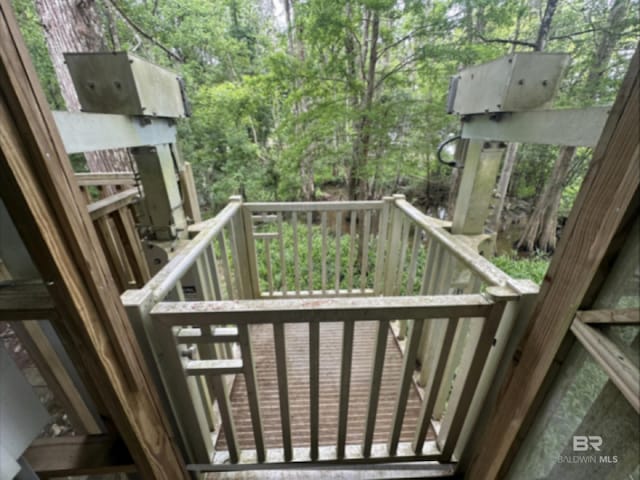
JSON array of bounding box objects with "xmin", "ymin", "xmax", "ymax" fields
[
  {"xmin": 517, "ymin": 0, "xmax": 629, "ymax": 252},
  {"xmin": 284, "ymin": 0, "xmax": 314, "ymax": 200},
  {"xmin": 349, "ymin": 10, "xmax": 379, "ymax": 201},
  {"xmin": 35, "ymin": 0, "xmax": 132, "ymax": 173},
  {"xmin": 490, "ymin": 142, "xmax": 519, "ymax": 231},
  {"xmin": 534, "ymin": 0, "xmax": 559, "ymax": 51},
  {"xmin": 517, "ymin": 145, "xmax": 575, "ymax": 252}
]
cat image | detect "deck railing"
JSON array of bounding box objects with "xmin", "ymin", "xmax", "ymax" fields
[
  {"xmin": 122, "ymin": 195, "xmax": 538, "ymax": 475},
  {"xmin": 79, "ymin": 172, "xmax": 150, "ymax": 292}
]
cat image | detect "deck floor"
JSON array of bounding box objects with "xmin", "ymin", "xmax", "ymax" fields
[{"xmin": 216, "ymin": 321, "xmax": 431, "ymax": 452}]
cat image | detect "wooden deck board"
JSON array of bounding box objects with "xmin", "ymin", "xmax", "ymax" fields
[{"xmin": 216, "ymin": 322, "xmax": 431, "ymax": 451}]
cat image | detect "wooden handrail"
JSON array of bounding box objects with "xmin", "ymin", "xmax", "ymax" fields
[
  {"xmin": 394, "ymin": 198, "xmax": 524, "ymax": 291},
  {"xmin": 76, "ymin": 172, "xmax": 136, "ymax": 187},
  {"xmin": 151, "ymin": 294, "xmax": 494, "ymax": 325},
  {"xmin": 245, "ymin": 201, "xmax": 384, "ymax": 212},
  {"xmin": 87, "ymin": 188, "xmax": 139, "ymax": 220}
]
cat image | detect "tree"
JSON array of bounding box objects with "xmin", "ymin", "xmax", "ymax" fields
[{"xmin": 517, "ymin": 0, "xmax": 632, "ymax": 252}]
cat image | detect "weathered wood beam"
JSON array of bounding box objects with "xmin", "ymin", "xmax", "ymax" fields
[
  {"xmin": 576, "ymin": 308, "xmax": 639, "ymax": 325},
  {"xmin": 87, "ymin": 188, "xmax": 139, "ymax": 220},
  {"xmin": 465, "ymin": 46, "xmax": 639, "ymax": 479},
  {"xmin": 571, "ymin": 318, "xmax": 640, "ymax": 413},
  {"xmin": 0, "ymin": 3, "xmax": 187, "ymax": 478},
  {"xmin": 0, "ymin": 281, "xmax": 55, "ymax": 320},
  {"xmin": 75, "ymin": 172, "xmax": 136, "ymax": 187},
  {"xmin": 23, "ymin": 435, "xmax": 136, "ymax": 479}
]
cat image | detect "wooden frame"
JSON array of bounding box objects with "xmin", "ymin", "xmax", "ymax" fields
[
  {"xmin": 23, "ymin": 435, "xmax": 135, "ymax": 479},
  {"xmin": 571, "ymin": 317, "xmax": 640, "ymax": 413},
  {"xmin": 0, "ymin": 2, "xmax": 188, "ymax": 475}
]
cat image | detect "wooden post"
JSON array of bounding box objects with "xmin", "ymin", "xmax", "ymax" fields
[
  {"xmin": 451, "ymin": 140, "xmax": 506, "ymax": 235},
  {"xmin": 373, "ymin": 197, "xmax": 393, "ymax": 294},
  {"xmin": 383, "ymin": 195, "xmax": 405, "ymax": 296},
  {"xmin": 0, "ymin": 2, "xmax": 188, "ymax": 477},
  {"xmin": 179, "ymin": 161, "xmax": 202, "ymax": 223},
  {"xmin": 242, "ymin": 205, "xmax": 262, "ymax": 298},
  {"xmin": 465, "ymin": 47, "xmax": 639, "ymax": 479}
]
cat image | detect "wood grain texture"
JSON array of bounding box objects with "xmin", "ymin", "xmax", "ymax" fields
[
  {"xmin": 0, "ymin": 3, "xmax": 187, "ymax": 477},
  {"xmin": 465, "ymin": 46, "xmax": 639, "ymax": 480},
  {"xmin": 24, "ymin": 435, "xmax": 135, "ymax": 479}
]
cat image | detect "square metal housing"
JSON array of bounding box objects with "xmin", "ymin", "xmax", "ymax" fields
[
  {"xmin": 448, "ymin": 53, "xmax": 570, "ymax": 115},
  {"xmin": 64, "ymin": 52, "xmax": 187, "ymax": 118}
]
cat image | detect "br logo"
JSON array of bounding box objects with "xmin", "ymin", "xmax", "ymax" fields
[{"xmin": 573, "ymin": 435, "xmax": 603, "ymax": 452}]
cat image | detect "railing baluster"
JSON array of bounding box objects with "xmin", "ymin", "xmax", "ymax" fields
[
  {"xmin": 412, "ymin": 317, "xmax": 459, "ymax": 453},
  {"xmin": 388, "ymin": 317, "xmax": 425, "ymax": 456},
  {"xmin": 433, "ymin": 276, "xmax": 482, "ymax": 419},
  {"xmin": 360, "ymin": 210, "xmax": 371, "ymax": 292},
  {"xmin": 405, "ymin": 227, "xmax": 421, "ymax": 295},
  {"xmin": 237, "ymin": 324, "xmax": 266, "ymax": 462},
  {"xmin": 418, "ymin": 253, "xmax": 455, "ymax": 387},
  {"xmin": 400, "ymin": 225, "xmax": 422, "ymax": 339},
  {"xmin": 228, "ymin": 218, "xmax": 245, "ymax": 299},
  {"xmin": 211, "ymin": 374, "xmax": 239, "ymax": 463},
  {"xmin": 309, "ymin": 321, "xmax": 320, "ymax": 461},
  {"xmin": 273, "ymin": 323, "xmax": 292, "ymax": 461},
  {"xmin": 321, "ymin": 211, "xmax": 327, "ymax": 294},
  {"xmin": 437, "ymin": 300, "xmax": 507, "ymax": 461},
  {"xmin": 396, "ymin": 215, "xmax": 411, "ymax": 294},
  {"xmin": 347, "ymin": 210, "xmax": 356, "ymax": 293},
  {"xmin": 334, "ymin": 211, "xmax": 342, "ymax": 294},
  {"xmin": 363, "ymin": 319, "xmax": 389, "ymax": 457},
  {"xmin": 175, "ymin": 279, "xmax": 186, "ymax": 301},
  {"xmin": 217, "ymin": 232, "xmax": 234, "ymax": 300},
  {"xmin": 206, "ymin": 244, "xmax": 222, "ymax": 300},
  {"xmin": 277, "ymin": 212, "xmax": 287, "ymax": 295},
  {"xmin": 199, "ymin": 250, "xmax": 215, "ymax": 301},
  {"xmin": 307, "ymin": 212, "xmax": 313, "ymax": 292},
  {"xmin": 337, "ymin": 320, "xmax": 355, "ymax": 459},
  {"xmin": 292, "ymin": 212, "xmax": 301, "ymax": 295},
  {"xmin": 265, "ymin": 238, "xmax": 274, "ymax": 296},
  {"xmin": 416, "ymin": 241, "xmax": 444, "ymax": 364}
]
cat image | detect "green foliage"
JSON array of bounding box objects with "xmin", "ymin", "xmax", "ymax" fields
[
  {"xmin": 492, "ymin": 251, "xmax": 549, "ymax": 285},
  {"xmin": 14, "ymin": 0, "xmax": 640, "ymax": 215}
]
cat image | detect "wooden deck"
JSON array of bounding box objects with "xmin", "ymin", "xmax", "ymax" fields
[{"xmin": 216, "ymin": 321, "xmax": 431, "ymax": 452}]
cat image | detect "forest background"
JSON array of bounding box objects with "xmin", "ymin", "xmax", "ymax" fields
[{"xmin": 13, "ymin": 0, "xmax": 639, "ymax": 263}]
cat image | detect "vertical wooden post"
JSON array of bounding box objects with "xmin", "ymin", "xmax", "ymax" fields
[
  {"xmin": 383, "ymin": 195, "xmax": 405, "ymax": 296},
  {"xmin": 178, "ymin": 161, "xmax": 202, "ymax": 223},
  {"xmin": 0, "ymin": 2, "xmax": 188, "ymax": 475},
  {"xmin": 229, "ymin": 196, "xmax": 258, "ymax": 299},
  {"xmin": 451, "ymin": 140, "xmax": 506, "ymax": 235},
  {"xmin": 242, "ymin": 205, "xmax": 261, "ymax": 298},
  {"xmin": 373, "ymin": 197, "xmax": 393, "ymax": 294}
]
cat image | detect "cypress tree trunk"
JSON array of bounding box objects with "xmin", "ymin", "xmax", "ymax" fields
[
  {"xmin": 517, "ymin": 145, "xmax": 575, "ymax": 252},
  {"xmin": 35, "ymin": 0, "xmax": 131, "ymax": 173},
  {"xmin": 517, "ymin": 0, "xmax": 629, "ymax": 252}
]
